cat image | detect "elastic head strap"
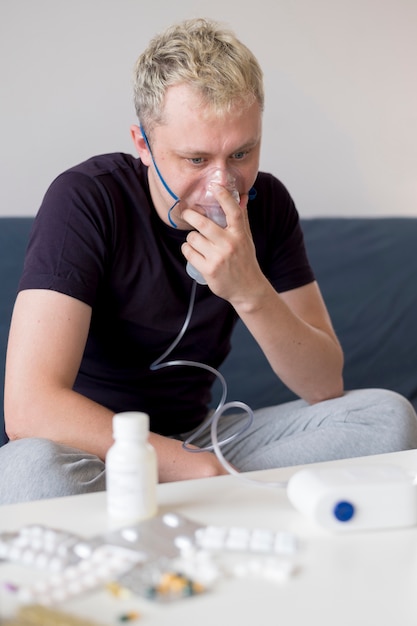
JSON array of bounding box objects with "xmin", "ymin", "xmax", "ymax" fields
[
  {"xmin": 139, "ymin": 124, "xmax": 180, "ymax": 204},
  {"xmin": 139, "ymin": 124, "xmax": 179, "ymax": 227}
]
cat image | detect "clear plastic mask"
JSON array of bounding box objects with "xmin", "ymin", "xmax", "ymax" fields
[{"xmin": 187, "ymin": 168, "xmax": 240, "ymax": 228}]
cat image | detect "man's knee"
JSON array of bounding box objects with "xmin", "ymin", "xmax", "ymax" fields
[
  {"xmin": 0, "ymin": 437, "xmax": 105, "ymax": 504},
  {"xmin": 380, "ymin": 389, "xmax": 417, "ymax": 449},
  {"xmin": 346, "ymin": 388, "xmax": 417, "ymax": 451}
]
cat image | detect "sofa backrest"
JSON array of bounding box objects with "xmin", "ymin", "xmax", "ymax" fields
[
  {"xmin": 0, "ymin": 218, "xmax": 33, "ymax": 445},
  {"xmin": 304, "ymin": 218, "xmax": 417, "ymax": 409},
  {"xmin": 1, "ymin": 216, "xmax": 417, "ymax": 446}
]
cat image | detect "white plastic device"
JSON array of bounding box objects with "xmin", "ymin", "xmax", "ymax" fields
[{"xmin": 286, "ymin": 464, "xmax": 417, "ymax": 531}]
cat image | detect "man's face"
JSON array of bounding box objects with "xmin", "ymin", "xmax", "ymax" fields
[{"xmin": 135, "ymin": 84, "xmax": 262, "ymax": 229}]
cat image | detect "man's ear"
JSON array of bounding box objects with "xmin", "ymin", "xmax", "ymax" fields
[{"xmin": 130, "ymin": 124, "xmax": 152, "ymax": 166}]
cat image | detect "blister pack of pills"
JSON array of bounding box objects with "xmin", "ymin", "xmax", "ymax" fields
[
  {"xmin": 118, "ymin": 559, "xmax": 210, "ymax": 603},
  {"xmin": 194, "ymin": 525, "xmax": 298, "ymax": 555},
  {"xmin": 115, "ymin": 520, "xmax": 299, "ymax": 600},
  {"xmin": 17, "ymin": 544, "xmax": 144, "ymax": 606},
  {"xmin": 0, "ymin": 524, "xmax": 144, "ymax": 606},
  {"xmin": 100, "ymin": 512, "xmax": 204, "ymax": 561},
  {"xmin": 0, "ymin": 525, "xmax": 85, "ymax": 572},
  {"xmin": 0, "ymin": 515, "xmax": 206, "ymax": 606},
  {"xmin": 0, "ymin": 514, "xmax": 299, "ymax": 607}
]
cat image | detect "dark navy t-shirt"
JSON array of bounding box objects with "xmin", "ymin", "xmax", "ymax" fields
[{"xmin": 19, "ymin": 153, "xmax": 315, "ymax": 435}]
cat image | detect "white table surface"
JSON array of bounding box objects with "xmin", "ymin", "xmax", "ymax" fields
[{"xmin": 2, "ymin": 449, "xmax": 417, "ymax": 625}]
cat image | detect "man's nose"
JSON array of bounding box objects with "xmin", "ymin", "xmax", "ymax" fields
[{"xmin": 209, "ymin": 167, "xmax": 236, "ymax": 188}]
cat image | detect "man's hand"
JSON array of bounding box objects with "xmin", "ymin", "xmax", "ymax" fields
[
  {"xmin": 181, "ymin": 187, "xmax": 266, "ymax": 304},
  {"xmin": 149, "ymin": 432, "xmax": 230, "ymax": 482}
]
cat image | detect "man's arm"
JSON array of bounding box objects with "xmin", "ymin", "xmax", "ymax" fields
[
  {"xmin": 181, "ymin": 187, "xmax": 344, "ymax": 404},
  {"xmin": 234, "ymin": 279, "xmax": 344, "ymax": 404},
  {"xmin": 4, "ymin": 289, "xmax": 227, "ymax": 481}
]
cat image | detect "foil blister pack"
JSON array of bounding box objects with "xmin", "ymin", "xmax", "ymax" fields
[{"xmin": 1, "ymin": 512, "xmax": 298, "ymax": 608}]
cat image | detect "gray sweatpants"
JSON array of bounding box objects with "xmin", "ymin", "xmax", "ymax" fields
[{"xmin": 1, "ymin": 389, "xmax": 416, "ymax": 504}]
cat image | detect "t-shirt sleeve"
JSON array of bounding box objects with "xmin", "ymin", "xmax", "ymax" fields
[
  {"xmin": 19, "ymin": 171, "xmax": 112, "ymax": 307},
  {"xmin": 249, "ymin": 173, "xmax": 315, "ymax": 293}
]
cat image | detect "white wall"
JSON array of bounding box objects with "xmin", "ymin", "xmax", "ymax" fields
[{"xmin": 1, "ymin": 0, "xmax": 416, "ymax": 217}]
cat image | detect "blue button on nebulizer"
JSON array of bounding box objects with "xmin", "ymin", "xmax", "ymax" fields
[{"xmin": 333, "ymin": 500, "xmax": 355, "ymax": 522}]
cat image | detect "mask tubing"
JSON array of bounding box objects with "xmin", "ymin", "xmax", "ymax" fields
[
  {"xmin": 149, "ymin": 282, "xmax": 254, "ymax": 453},
  {"xmin": 149, "ymin": 273, "xmax": 287, "ymax": 488}
]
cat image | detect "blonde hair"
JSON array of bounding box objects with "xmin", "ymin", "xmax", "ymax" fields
[{"xmin": 133, "ymin": 18, "xmax": 264, "ymax": 134}]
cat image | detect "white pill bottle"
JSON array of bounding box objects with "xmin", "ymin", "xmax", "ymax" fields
[{"xmin": 106, "ymin": 411, "xmax": 158, "ymax": 524}]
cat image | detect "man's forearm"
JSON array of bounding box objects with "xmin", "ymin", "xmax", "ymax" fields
[
  {"xmin": 234, "ymin": 281, "xmax": 344, "ymax": 404},
  {"xmin": 5, "ymin": 387, "xmax": 115, "ymax": 461},
  {"xmin": 6, "ymin": 387, "xmax": 227, "ymax": 482}
]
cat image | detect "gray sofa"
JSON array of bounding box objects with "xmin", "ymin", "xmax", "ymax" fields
[{"xmin": 1, "ymin": 217, "xmax": 417, "ymax": 446}]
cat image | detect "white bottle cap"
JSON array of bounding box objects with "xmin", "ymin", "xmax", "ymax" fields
[{"xmin": 112, "ymin": 411, "xmax": 149, "ymax": 440}]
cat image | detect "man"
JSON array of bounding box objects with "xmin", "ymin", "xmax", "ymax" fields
[{"xmin": 1, "ymin": 18, "xmax": 416, "ymax": 503}]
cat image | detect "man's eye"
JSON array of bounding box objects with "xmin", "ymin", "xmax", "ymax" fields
[
  {"xmin": 189, "ymin": 157, "xmax": 204, "ymax": 165},
  {"xmin": 232, "ymin": 151, "xmax": 247, "ymax": 160}
]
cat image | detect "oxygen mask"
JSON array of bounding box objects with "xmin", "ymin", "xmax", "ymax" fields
[
  {"xmin": 190, "ymin": 168, "xmax": 240, "ymax": 228},
  {"xmin": 186, "ymin": 168, "xmax": 240, "ymax": 284}
]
